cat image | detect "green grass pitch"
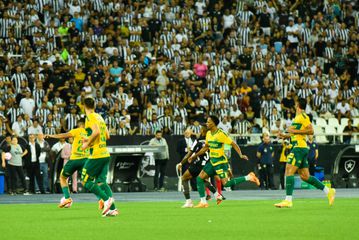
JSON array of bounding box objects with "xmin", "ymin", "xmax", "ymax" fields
[{"xmin": 1, "ymin": 199, "xmax": 358, "ymax": 240}]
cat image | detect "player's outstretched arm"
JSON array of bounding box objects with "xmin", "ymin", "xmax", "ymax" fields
[
  {"xmin": 188, "ymin": 145, "xmax": 209, "ymax": 162},
  {"xmin": 231, "ymin": 141, "xmax": 248, "ymax": 160},
  {"xmin": 45, "ymin": 132, "xmax": 73, "ymax": 139}
]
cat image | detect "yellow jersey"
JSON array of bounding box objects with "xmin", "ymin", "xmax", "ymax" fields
[
  {"xmin": 206, "ymin": 129, "xmax": 233, "ymax": 166},
  {"xmin": 85, "ymin": 112, "xmax": 110, "ymax": 159},
  {"xmin": 69, "ymin": 128, "xmax": 89, "ymax": 160},
  {"xmin": 279, "ymin": 143, "xmax": 292, "ymax": 162},
  {"xmin": 290, "ymin": 113, "xmax": 311, "ymax": 148}
]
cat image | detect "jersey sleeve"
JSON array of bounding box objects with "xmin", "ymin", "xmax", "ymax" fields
[
  {"xmin": 301, "ymin": 114, "xmax": 311, "ymax": 128},
  {"xmin": 219, "ymin": 131, "xmax": 233, "ymax": 145},
  {"xmin": 69, "ymin": 128, "xmax": 78, "ymax": 138}
]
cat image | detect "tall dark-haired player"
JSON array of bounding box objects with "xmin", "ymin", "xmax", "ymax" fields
[
  {"xmin": 189, "ymin": 115, "xmax": 260, "ymax": 208},
  {"xmin": 275, "ymin": 98, "xmax": 336, "ymax": 208},
  {"xmin": 81, "ymin": 97, "xmax": 118, "ymax": 217},
  {"xmin": 177, "ymin": 125, "xmax": 225, "ymax": 208}
]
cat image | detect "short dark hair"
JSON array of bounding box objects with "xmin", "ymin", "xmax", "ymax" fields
[
  {"xmin": 297, "ymin": 98, "xmax": 306, "ymax": 110},
  {"xmin": 209, "ymin": 115, "xmax": 220, "ymax": 126},
  {"xmin": 155, "ymin": 130, "xmax": 162, "ymax": 134},
  {"xmin": 84, "ymin": 97, "xmax": 95, "ymax": 109}
]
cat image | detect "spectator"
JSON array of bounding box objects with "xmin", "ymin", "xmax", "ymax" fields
[
  {"xmin": 149, "ymin": 130, "xmax": 169, "ymax": 191},
  {"xmin": 25, "ymin": 134, "xmax": 44, "ymax": 194},
  {"xmin": 37, "ymin": 133, "xmax": 51, "ymax": 193},
  {"xmin": 256, "ymin": 133, "xmax": 276, "ymax": 190},
  {"xmin": 27, "ymin": 119, "xmax": 43, "ymax": 136},
  {"xmin": 19, "ymin": 90, "xmax": 35, "ymax": 119},
  {"xmin": 343, "ymin": 120, "xmax": 358, "ymax": 144},
  {"xmin": 11, "ymin": 115, "xmax": 26, "ymax": 137},
  {"xmin": 7, "ymin": 136, "xmax": 29, "ymax": 195},
  {"xmin": 307, "ymin": 135, "xmax": 319, "ymax": 176}
]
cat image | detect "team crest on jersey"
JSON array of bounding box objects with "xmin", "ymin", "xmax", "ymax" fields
[{"xmin": 344, "ymin": 159, "xmax": 356, "ymax": 173}]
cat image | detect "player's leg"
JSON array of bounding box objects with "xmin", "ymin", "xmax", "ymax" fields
[
  {"xmin": 221, "ymin": 163, "xmax": 260, "ymax": 188},
  {"xmin": 274, "ymin": 149, "xmax": 299, "ymax": 208},
  {"xmin": 298, "ymin": 168, "xmax": 336, "ymax": 206},
  {"xmin": 181, "ymin": 169, "xmax": 194, "ymax": 208},
  {"xmin": 214, "ymin": 175, "xmax": 222, "ymax": 196},
  {"xmin": 96, "ymin": 158, "xmax": 117, "ymax": 212},
  {"xmin": 194, "ymin": 162, "xmax": 214, "ymax": 208}
]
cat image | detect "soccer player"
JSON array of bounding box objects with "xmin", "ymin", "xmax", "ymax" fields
[
  {"xmin": 189, "ymin": 115, "xmax": 260, "ymax": 208},
  {"xmin": 81, "ymin": 97, "xmax": 118, "ymax": 217},
  {"xmin": 46, "ymin": 120, "xmax": 88, "ymax": 208},
  {"xmin": 275, "ymin": 98, "xmax": 336, "ymax": 208},
  {"xmin": 177, "ymin": 125, "xmax": 224, "ymax": 208}
]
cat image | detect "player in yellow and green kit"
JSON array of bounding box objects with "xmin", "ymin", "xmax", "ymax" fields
[
  {"xmin": 275, "ymin": 98, "xmax": 336, "ymax": 208},
  {"xmin": 81, "ymin": 97, "xmax": 118, "ymax": 217},
  {"xmin": 46, "ymin": 119, "xmax": 88, "ymax": 208},
  {"xmin": 188, "ymin": 115, "xmax": 260, "ymax": 208}
]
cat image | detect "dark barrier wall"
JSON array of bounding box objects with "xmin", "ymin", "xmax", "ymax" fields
[{"xmin": 0, "ymin": 136, "xmax": 353, "ymax": 177}]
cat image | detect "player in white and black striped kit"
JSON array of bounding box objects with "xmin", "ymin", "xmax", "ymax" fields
[{"xmin": 177, "ymin": 125, "xmax": 225, "ymax": 208}]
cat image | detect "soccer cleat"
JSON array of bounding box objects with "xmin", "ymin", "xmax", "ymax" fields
[
  {"xmin": 248, "ymin": 172, "xmax": 260, "ymax": 186},
  {"xmin": 181, "ymin": 200, "xmax": 194, "ymax": 208},
  {"xmin": 274, "ymin": 200, "xmax": 293, "ymax": 208},
  {"xmin": 59, "ymin": 198, "xmax": 73, "ymax": 208},
  {"xmin": 98, "ymin": 199, "xmax": 104, "ymax": 210},
  {"xmin": 216, "ymin": 194, "xmax": 224, "ymax": 205},
  {"xmin": 102, "ymin": 197, "xmax": 114, "ymax": 216},
  {"xmin": 206, "ymin": 194, "xmax": 212, "ymax": 201},
  {"xmin": 328, "ymin": 188, "xmax": 336, "ymax": 206},
  {"xmin": 103, "ymin": 209, "xmax": 119, "ymax": 217},
  {"xmin": 194, "ymin": 202, "xmax": 209, "ymax": 208}
]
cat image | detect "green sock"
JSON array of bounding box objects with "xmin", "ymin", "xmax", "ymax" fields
[
  {"xmin": 196, "ymin": 176, "xmax": 206, "ymax": 198},
  {"xmin": 286, "ymin": 176, "xmax": 295, "ymax": 196},
  {"xmin": 62, "ymin": 186, "xmax": 70, "ymax": 199},
  {"xmin": 305, "ymin": 176, "xmax": 325, "ymax": 190},
  {"xmin": 224, "ymin": 176, "xmax": 246, "ymax": 187},
  {"xmin": 84, "ymin": 181, "xmax": 109, "ymax": 201},
  {"xmin": 100, "ymin": 184, "xmax": 116, "ymax": 210}
]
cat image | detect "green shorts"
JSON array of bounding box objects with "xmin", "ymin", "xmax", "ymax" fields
[
  {"xmin": 61, "ymin": 158, "xmax": 87, "ymax": 178},
  {"xmin": 287, "ymin": 147, "xmax": 309, "ymax": 169},
  {"xmin": 81, "ymin": 157, "xmax": 110, "ymax": 183},
  {"xmin": 202, "ymin": 161, "xmax": 229, "ymax": 179}
]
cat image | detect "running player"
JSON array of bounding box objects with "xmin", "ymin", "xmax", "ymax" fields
[
  {"xmin": 46, "ymin": 120, "xmax": 88, "ymax": 208},
  {"xmin": 177, "ymin": 125, "xmax": 224, "ymax": 208},
  {"xmin": 189, "ymin": 115, "xmax": 260, "ymax": 208},
  {"xmin": 275, "ymin": 98, "xmax": 336, "ymax": 208},
  {"xmin": 81, "ymin": 97, "xmax": 118, "ymax": 217}
]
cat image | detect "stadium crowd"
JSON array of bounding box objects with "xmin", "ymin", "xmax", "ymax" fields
[{"xmin": 0, "ymin": 0, "xmax": 358, "ymax": 140}]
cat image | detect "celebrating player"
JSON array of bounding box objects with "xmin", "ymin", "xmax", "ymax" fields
[
  {"xmin": 189, "ymin": 115, "xmax": 260, "ymax": 208},
  {"xmin": 275, "ymin": 98, "xmax": 336, "ymax": 208},
  {"xmin": 177, "ymin": 125, "xmax": 225, "ymax": 208},
  {"xmin": 81, "ymin": 97, "xmax": 118, "ymax": 217},
  {"xmin": 46, "ymin": 120, "xmax": 88, "ymax": 208}
]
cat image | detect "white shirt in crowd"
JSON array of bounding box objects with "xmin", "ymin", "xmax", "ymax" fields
[
  {"xmin": 286, "ymin": 25, "xmax": 299, "ymax": 43},
  {"xmin": 223, "ymin": 14, "xmax": 235, "ymax": 29},
  {"xmin": 218, "ymin": 121, "xmax": 232, "ymax": 133},
  {"xmin": 28, "ymin": 125, "xmax": 43, "ymax": 135},
  {"xmin": 20, "ymin": 98, "xmax": 35, "ymax": 118},
  {"xmin": 336, "ymin": 102, "xmax": 350, "ymax": 115},
  {"xmin": 51, "ymin": 141, "xmax": 67, "ymax": 154},
  {"xmin": 38, "ymin": 141, "xmax": 46, "ymax": 163},
  {"xmin": 12, "ymin": 121, "xmax": 25, "ymax": 137},
  {"xmin": 30, "ymin": 142, "xmax": 37, "ymax": 163}
]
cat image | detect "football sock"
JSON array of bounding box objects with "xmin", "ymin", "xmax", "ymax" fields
[
  {"xmin": 223, "ymin": 176, "xmax": 246, "ymax": 187},
  {"xmin": 285, "ymin": 196, "xmax": 293, "ymax": 201},
  {"xmin": 200, "ymin": 197, "xmax": 207, "ymax": 204},
  {"xmin": 62, "ymin": 186, "xmax": 70, "ymax": 199},
  {"xmin": 182, "ymin": 179, "xmax": 190, "ymax": 200},
  {"xmin": 84, "ymin": 181, "xmax": 109, "ymax": 201},
  {"xmin": 286, "ymin": 176, "xmax": 294, "ymax": 196},
  {"xmin": 205, "ymin": 187, "xmax": 211, "ymax": 196},
  {"xmin": 204, "ymin": 181, "xmax": 216, "ymax": 194},
  {"xmin": 216, "ymin": 179, "xmax": 222, "ymax": 195},
  {"xmin": 305, "ymin": 176, "xmax": 325, "ymax": 190},
  {"xmin": 196, "ymin": 176, "xmax": 206, "ymax": 198},
  {"xmin": 100, "ymin": 184, "xmax": 116, "ymax": 210}
]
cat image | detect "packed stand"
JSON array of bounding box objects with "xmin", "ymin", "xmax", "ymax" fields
[{"xmin": 0, "ymin": 0, "xmax": 357, "ymax": 142}]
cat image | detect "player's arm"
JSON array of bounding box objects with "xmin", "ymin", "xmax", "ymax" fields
[
  {"xmin": 287, "ymin": 124, "xmax": 314, "ymax": 135},
  {"xmin": 231, "ymin": 141, "xmax": 248, "ymax": 160},
  {"xmin": 181, "ymin": 150, "xmax": 194, "ymax": 165},
  {"xmin": 83, "ymin": 123, "xmax": 100, "ymax": 149},
  {"xmin": 46, "ymin": 132, "xmax": 73, "ymax": 139},
  {"xmin": 278, "ymin": 131, "xmax": 291, "ymax": 139},
  {"xmin": 188, "ymin": 144, "xmax": 209, "ymax": 162},
  {"xmin": 106, "ymin": 127, "xmax": 110, "ymax": 140},
  {"xmin": 1, "ymin": 152, "xmax": 5, "ymax": 168}
]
